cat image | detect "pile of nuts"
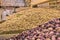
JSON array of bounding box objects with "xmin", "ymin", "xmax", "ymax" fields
[{"xmin": 7, "ymin": 18, "xmax": 60, "ymax": 40}]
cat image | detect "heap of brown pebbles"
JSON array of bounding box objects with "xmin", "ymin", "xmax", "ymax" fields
[{"xmin": 6, "ymin": 18, "xmax": 60, "ymax": 40}]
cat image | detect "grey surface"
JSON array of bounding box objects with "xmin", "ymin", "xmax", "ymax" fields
[{"xmin": 1, "ymin": 0, "xmax": 25, "ymax": 6}]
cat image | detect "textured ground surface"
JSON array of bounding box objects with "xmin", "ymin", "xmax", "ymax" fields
[{"xmin": 0, "ymin": 8, "xmax": 60, "ymax": 38}]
